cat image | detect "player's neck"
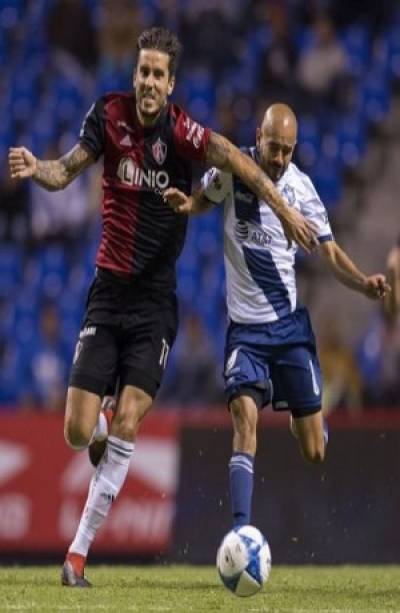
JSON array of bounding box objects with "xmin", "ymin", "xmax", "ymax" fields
[{"xmin": 136, "ymin": 104, "xmax": 164, "ymax": 129}]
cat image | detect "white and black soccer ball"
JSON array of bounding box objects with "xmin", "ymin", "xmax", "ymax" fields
[{"xmin": 216, "ymin": 525, "xmax": 271, "ymax": 597}]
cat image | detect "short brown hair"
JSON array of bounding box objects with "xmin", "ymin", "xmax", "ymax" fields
[{"xmin": 137, "ymin": 27, "xmax": 182, "ymax": 77}]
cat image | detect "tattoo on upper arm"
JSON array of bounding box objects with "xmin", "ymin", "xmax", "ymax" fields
[
  {"xmin": 206, "ymin": 131, "xmax": 286, "ymax": 215},
  {"xmin": 205, "ymin": 132, "xmax": 232, "ymax": 169},
  {"xmin": 207, "ymin": 132, "xmax": 264, "ymax": 191},
  {"xmin": 35, "ymin": 144, "xmax": 94, "ymax": 191}
]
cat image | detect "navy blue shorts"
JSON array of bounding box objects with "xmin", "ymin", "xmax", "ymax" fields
[{"xmin": 224, "ymin": 306, "xmax": 322, "ymax": 417}]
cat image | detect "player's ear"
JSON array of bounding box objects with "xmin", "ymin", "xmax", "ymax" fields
[
  {"xmin": 167, "ymin": 76, "xmax": 175, "ymax": 96},
  {"xmin": 256, "ymin": 127, "xmax": 261, "ymax": 149}
]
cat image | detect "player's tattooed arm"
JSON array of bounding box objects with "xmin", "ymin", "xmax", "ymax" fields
[
  {"xmin": 206, "ymin": 131, "xmax": 318, "ymax": 253},
  {"xmin": 9, "ymin": 144, "xmax": 95, "ymax": 191},
  {"xmin": 320, "ymin": 240, "xmax": 391, "ymax": 299}
]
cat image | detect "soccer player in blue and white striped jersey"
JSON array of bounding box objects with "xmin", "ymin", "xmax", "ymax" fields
[{"xmin": 165, "ymin": 103, "xmax": 390, "ymax": 528}]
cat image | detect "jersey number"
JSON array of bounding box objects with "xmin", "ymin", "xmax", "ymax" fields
[{"xmin": 159, "ymin": 338, "xmax": 170, "ymax": 370}]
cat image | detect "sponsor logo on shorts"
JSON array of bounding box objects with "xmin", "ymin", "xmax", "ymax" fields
[
  {"xmin": 79, "ymin": 326, "xmax": 97, "ymax": 339},
  {"xmin": 225, "ymin": 347, "xmax": 240, "ymax": 375},
  {"xmin": 309, "ymin": 359, "xmax": 320, "ymax": 395},
  {"xmin": 73, "ymin": 340, "xmax": 83, "ymax": 364},
  {"xmin": 159, "ymin": 338, "xmax": 170, "ymax": 370},
  {"xmin": 275, "ymin": 400, "xmax": 288, "ymax": 409}
]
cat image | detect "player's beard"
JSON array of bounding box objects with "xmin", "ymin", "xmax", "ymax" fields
[
  {"xmin": 138, "ymin": 94, "xmax": 164, "ymax": 124},
  {"xmin": 267, "ymin": 162, "xmax": 286, "ymax": 182}
]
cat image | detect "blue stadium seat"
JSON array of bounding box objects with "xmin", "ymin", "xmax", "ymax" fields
[
  {"xmin": 0, "ymin": 29, "xmax": 8, "ymax": 65},
  {"xmin": 13, "ymin": 289, "xmax": 40, "ymax": 352},
  {"xmin": 59, "ymin": 288, "xmax": 84, "ymax": 353},
  {"xmin": 26, "ymin": 246, "xmax": 69, "ymax": 299},
  {"xmin": 13, "ymin": 288, "xmax": 39, "ymax": 330},
  {"xmin": 0, "ymin": 2, "xmax": 23, "ymax": 30},
  {"xmin": 28, "ymin": 103, "xmax": 58, "ymax": 156},
  {"xmin": 310, "ymin": 157, "xmax": 342, "ymax": 210},
  {"xmin": 95, "ymin": 59, "xmax": 131, "ymax": 96},
  {"xmin": 181, "ymin": 67, "xmax": 216, "ymax": 124},
  {"xmin": 0, "ymin": 298, "xmax": 14, "ymax": 341},
  {"xmin": 53, "ymin": 78, "xmax": 85, "ymax": 126},
  {"xmin": 194, "ymin": 208, "xmax": 223, "ymax": 257},
  {"xmin": 0, "ymin": 244, "xmax": 23, "ymax": 298},
  {"xmin": 341, "ymin": 25, "xmax": 371, "ymax": 78},
  {"xmin": 361, "ymin": 70, "xmax": 390, "ymax": 123},
  {"xmin": 386, "ymin": 26, "xmax": 400, "ymax": 81},
  {"xmin": 295, "ymin": 26, "xmax": 316, "ymax": 53},
  {"xmin": 0, "ymin": 342, "xmax": 24, "ymax": 405},
  {"xmin": 67, "ymin": 262, "xmax": 93, "ymax": 301},
  {"xmin": 297, "ymin": 116, "xmax": 321, "ymax": 170},
  {"xmin": 335, "ymin": 113, "xmax": 367, "ymax": 168}
]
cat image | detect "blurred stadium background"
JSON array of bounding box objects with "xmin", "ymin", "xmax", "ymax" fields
[{"xmin": 0, "ymin": 0, "xmax": 399, "ymax": 566}]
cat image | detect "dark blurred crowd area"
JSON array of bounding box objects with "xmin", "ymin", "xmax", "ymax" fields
[{"xmin": 0, "ymin": 0, "xmax": 399, "ymax": 412}]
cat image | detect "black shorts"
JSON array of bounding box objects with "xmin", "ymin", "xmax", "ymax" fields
[{"xmin": 69, "ymin": 270, "xmax": 178, "ymax": 399}]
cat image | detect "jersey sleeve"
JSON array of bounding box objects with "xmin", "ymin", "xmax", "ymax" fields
[
  {"xmin": 172, "ymin": 106, "xmax": 211, "ymax": 162},
  {"xmin": 300, "ymin": 174, "xmax": 333, "ymax": 242},
  {"xmin": 201, "ymin": 167, "xmax": 231, "ymax": 204},
  {"xmin": 79, "ymin": 98, "xmax": 106, "ymax": 160}
]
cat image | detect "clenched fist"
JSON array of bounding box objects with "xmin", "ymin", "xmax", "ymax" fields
[{"xmin": 9, "ymin": 147, "xmax": 37, "ymax": 180}]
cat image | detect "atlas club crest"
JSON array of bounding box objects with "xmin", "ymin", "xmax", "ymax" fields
[{"xmin": 152, "ymin": 138, "xmax": 167, "ymax": 165}]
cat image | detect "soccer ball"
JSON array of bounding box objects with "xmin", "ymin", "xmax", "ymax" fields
[{"xmin": 216, "ymin": 525, "xmax": 271, "ymax": 597}]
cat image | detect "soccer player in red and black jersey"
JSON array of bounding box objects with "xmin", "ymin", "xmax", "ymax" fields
[{"xmin": 9, "ymin": 27, "xmax": 317, "ymax": 587}]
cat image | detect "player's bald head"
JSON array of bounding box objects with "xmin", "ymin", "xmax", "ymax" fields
[
  {"xmin": 260, "ymin": 104, "xmax": 297, "ymax": 142},
  {"xmin": 256, "ymin": 104, "xmax": 297, "ymax": 181}
]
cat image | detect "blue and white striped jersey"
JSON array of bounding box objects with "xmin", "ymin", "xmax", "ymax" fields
[{"xmin": 201, "ymin": 147, "xmax": 333, "ymax": 324}]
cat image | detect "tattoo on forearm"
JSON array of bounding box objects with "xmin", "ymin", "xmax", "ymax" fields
[
  {"xmin": 206, "ymin": 131, "xmax": 287, "ymax": 216},
  {"xmin": 34, "ymin": 145, "xmax": 93, "ymax": 191},
  {"xmin": 206, "ymin": 132, "xmax": 231, "ymax": 169}
]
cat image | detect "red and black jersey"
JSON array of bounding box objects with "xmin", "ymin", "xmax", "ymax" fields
[{"xmin": 79, "ymin": 92, "xmax": 211, "ymax": 291}]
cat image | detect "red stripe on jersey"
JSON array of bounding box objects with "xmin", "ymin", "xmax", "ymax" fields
[
  {"xmin": 86, "ymin": 93, "xmax": 210, "ymax": 289},
  {"xmin": 95, "ymin": 93, "xmax": 145, "ymax": 276}
]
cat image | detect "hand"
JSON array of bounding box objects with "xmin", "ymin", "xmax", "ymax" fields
[
  {"xmin": 279, "ymin": 207, "xmax": 319, "ymax": 254},
  {"xmin": 364, "ymin": 274, "xmax": 391, "ymax": 300},
  {"xmin": 163, "ymin": 187, "xmax": 193, "ymax": 214},
  {"xmin": 9, "ymin": 146, "xmax": 37, "ymax": 179}
]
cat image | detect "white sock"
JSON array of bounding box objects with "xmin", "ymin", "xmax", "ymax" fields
[
  {"xmin": 89, "ymin": 411, "xmax": 108, "ymax": 444},
  {"xmin": 69, "ymin": 436, "xmax": 134, "ymax": 557}
]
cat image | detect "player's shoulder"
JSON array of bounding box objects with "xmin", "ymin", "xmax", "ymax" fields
[
  {"xmin": 100, "ymin": 91, "xmax": 135, "ymax": 108},
  {"xmin": 168, "ymin": 101, "xmax": 184, "ymax": 114},
  {"xmin": 286, "ymin": 162, "xmax": 318, "ymax": 198},
  {"xmin": 168, "ymin": 102, "xmax": 190, "ymax": 123},
  {"xmin": 168, "ymin": 102, "xmax": 211, "ymax": 131}
]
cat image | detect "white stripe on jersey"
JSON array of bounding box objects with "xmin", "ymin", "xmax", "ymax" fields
[{"xmin": 201, "ymin": 153, "xmax": 333, "ymax": 324}]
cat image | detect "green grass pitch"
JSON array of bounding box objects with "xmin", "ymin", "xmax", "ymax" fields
[{"xmin": 0, "ymin": 565, "xmax": 399, "ymax": 612}]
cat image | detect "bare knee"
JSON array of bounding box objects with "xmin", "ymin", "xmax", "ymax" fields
[
  {"xmin": 111, "ymin": 386, "xmax": 153, "ymax": 441},
  {"xmin": 64, "ymin": 414, "xmax": 93, "ymax": 449},
  {"xmin": 64, "ymin": 387, "xmax": 100, "ymax": 450},
  {"xmin": 230, "ymin": 397, "xmax": 258, "ymax": 455},
  {"xmin": 112, "ymin": 409, "xmax": 137, "ymax": 441}
]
